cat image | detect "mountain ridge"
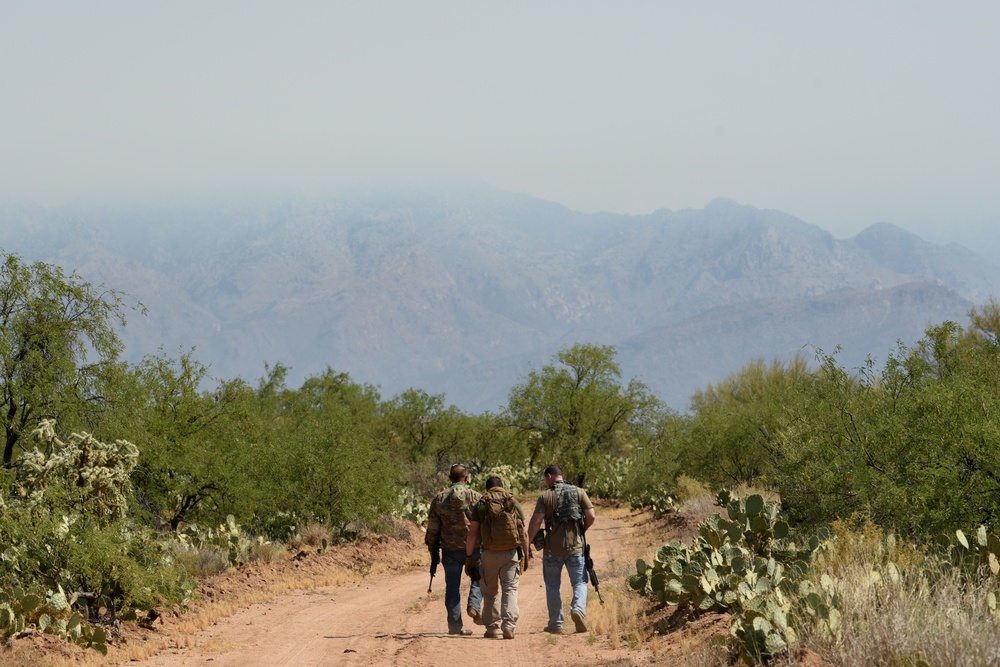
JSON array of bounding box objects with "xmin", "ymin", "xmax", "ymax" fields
[{"xmin": 0, "ymin": 187, "xmax": 993, "ymax": 411}]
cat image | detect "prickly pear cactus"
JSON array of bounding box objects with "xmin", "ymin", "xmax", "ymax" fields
[
  {"xmin": 629, "ymin": 490, "xmax": 835, "ymax": 663},
  {"xmin": 626, "ymin": 485, "xmax": 677, "ymax": 517}
]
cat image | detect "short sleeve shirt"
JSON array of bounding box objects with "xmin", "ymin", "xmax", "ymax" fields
[{"xmin": 533, "ymin": 483, "xmax": 594, "ymax": 556}]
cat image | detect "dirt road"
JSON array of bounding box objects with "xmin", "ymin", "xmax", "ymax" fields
[{"xmin": 135, "ymin": 507, "xmax": 653, "ymax": 667}]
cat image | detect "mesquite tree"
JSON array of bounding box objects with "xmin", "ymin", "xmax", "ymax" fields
[{"xmin": 0, "ymin": 252, "xmax": 136, "ymax": 467}]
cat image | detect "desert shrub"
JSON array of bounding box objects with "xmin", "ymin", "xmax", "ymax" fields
[
  {"xmin": 248, "ymin": 540, "xmax": 286, "ymax": 563},
  {"xmin": 673, "ymin": 475, "xmax": 712, "ymax": 503},
  {"xmin": 297, "ymin": 522, "xmax": 334, "ymax": 549},
  {"xmin": 169, "ymin": 545, "xmax": 231, "ymax": 579},
  {"xmin": 1, "ymin": 422, "xmax": 194, "ymax": 623},
  {"xmin": 174, "ymin": 515, "xmax": 282, "ymax": 567},
  {"xmin": 245, "ymin": 510, "xmax": 303, "ymax": 543},
  {"xmin": 167, "ymin": 513, "xmax": 288, "ymax": 576},
  {"xmin": 674, "ymin": 311, "xmax": 1000, "ymax": 542}
]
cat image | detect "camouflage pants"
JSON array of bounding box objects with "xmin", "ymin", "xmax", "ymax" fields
[{"xmin": 479, "ymin": 548, "xmax": 520, "ymax": 634}]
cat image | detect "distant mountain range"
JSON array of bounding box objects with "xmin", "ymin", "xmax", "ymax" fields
[{"xmin": 1, "ymin": 186, "xmax": 997, "ymax": 412}]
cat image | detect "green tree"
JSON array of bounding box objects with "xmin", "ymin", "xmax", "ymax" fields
[
  {"xmin": 259, "ymin": 367, "xmax": 396, "ymax": 534},
  {"xmin": 683, "ymin": 354, "xmax": 813, "ymax": 488},
  {"xmin": 381, "ymin": 387, "xmax": 450, "ymax": 464},
  {"xmin": 129, "ymin": 350, "xmax": 256, "ymax": 529},
  {"xmin": 0, "ymin": 252, "xmax": 137, "ymax": 467},
  {"xmin": 753, "ymin": 317, "xmax": 1000, "ymax": 536},
  {"xmin": 505, "ymin": 343, "xmax": 654, "ymax": 486}
]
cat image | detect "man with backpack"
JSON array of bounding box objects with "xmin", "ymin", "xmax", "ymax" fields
[
  {"xmin": 425, "ymin": 463, "xmax": 483, "ymax": 635},
  {"xmin": 526, "ymin": 464, "xmax": 596, "ymax": 634},
  {"xmin": 465, "ymin": 476, "xmax": 530, "ymax": 639}
]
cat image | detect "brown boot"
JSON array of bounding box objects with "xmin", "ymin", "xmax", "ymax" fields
[{"xmin": 467, "ymin": 605, "xmax": 484, "ymax": 626}]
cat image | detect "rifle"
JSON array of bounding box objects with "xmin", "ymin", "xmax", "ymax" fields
[
  {"xmin": 428, "ymin": 540, "xmax": 440, "ymax": 594},
  {"xmin": 580, "ymin": 525, "xmax": 604, "ymax": 604}
]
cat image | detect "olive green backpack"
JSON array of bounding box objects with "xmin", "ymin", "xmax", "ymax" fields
[{"xmin": 480, "ymin": 489, "xmax": 523, "ymax": 551}]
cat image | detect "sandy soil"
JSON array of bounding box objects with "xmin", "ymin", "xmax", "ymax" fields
[{"xmin": 131, "ymin": 507, "xmax": 663, "ymax": 667}]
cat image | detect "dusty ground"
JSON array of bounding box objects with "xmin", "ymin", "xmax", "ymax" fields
[
  {"xmin": 129, "ymin": 505, "xmax": 684, "ymax": 667},
  {"xmin": 6, "ymin": 503, "xmax": 738, "ymax": 667}
]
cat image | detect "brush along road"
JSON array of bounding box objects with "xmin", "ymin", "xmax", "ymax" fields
[{"xmin": 134, "ymin": 505, "xmax": 645, "ymax": 667}]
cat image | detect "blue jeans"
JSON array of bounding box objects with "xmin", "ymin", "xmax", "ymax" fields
[
  {"xmin": 442, "ymin": 548, "xmax": 482, "ymax": 632},
  {"xmin": 542, "ymin": 551, "xmax": 588, "ymax": 628}
]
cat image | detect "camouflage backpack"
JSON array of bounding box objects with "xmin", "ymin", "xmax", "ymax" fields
[
  {"xmin": 436, "ymin": 485, "xmax": 475, "ymax": 550},
  {"xmin": 479, "ymin": 489, "xmax": 523, "ymax": 551},
  {"xmin": 438, "ymin": 486, "xmax": 474, "ymax": 542}
]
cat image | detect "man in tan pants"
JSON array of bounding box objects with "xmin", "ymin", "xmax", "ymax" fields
[{"xmin": 465, "ymin": 476, "xmax": 530, "ymax": 639}]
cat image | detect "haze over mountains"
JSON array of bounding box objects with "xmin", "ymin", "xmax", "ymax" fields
[{"xmin": 1, "ymin": 185, "xmax": 997, "ymax": 412}]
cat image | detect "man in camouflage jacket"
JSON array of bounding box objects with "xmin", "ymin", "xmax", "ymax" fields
[{"xmin": 425, "ymin": 463, "xmax": 483, "ymax": 635}]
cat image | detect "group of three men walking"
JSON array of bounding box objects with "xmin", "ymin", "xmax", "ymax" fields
[{"xmin": 423, "ymin": 463, "xmax": 595, "ymax": 639}]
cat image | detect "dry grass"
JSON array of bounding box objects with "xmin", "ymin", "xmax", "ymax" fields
[
  {"xmin": 798, "ymin": 521, "xmax": 1000, "ymax": 666},
  {"xmin": 288, "ymin": 522, "xmax": 333, "ymax": 550},
  {"xmin": 247, "ymin": 540, "xmax": 285, "ymax": 563},
  {"xmin": 677, "ymin": 491, "xmax": 721, "ymax": 526},
  {"xmin": 674, "ymin": 475, "xmax": 712, "ymax": 503},
  {"xmin": 604, "ymin": 495, "xmax": 1000, "ymax": 666},
  {"xmin": 577, "ymin": 504, "xmax": 729, "ymax": 666},
  {"xmin": 172, "ymin": 546, "xmax": 230, "ymax": 578}
]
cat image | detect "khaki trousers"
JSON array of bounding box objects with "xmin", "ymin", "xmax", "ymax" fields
[{"xmin": 479, "ymin": 548, "xmax": 520, "ymax": 633}]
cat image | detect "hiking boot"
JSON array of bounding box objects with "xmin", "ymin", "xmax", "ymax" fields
[
  {"xmin": 571, "ymin": 610, "xmax": 587, "ymax": 633},
  {"xmin": 502, "ymin": 628, "xmax": 515, "ymax": 640},
  {"xmin": 449, "ymin": 628, "xmax": 472, "ymax": 636},
  {"xmin": 543, "ymin": 624, "xmax": 562, "ymax": 634},
  {"xmin": 484, "ymin": 627, "xmax": 500, "ymax": 639},
  {"xmin": 467, "ymin": 605, "xmax": 484, "ymax": 626}
]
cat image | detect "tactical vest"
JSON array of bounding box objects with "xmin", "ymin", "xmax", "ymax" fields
[{"xmin": 545, "ymin": 481, "xmax": 583, "ymax": 551}]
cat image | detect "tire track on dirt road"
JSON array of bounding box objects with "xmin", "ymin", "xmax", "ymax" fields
[{"xmin": 133, "ymin": 507, "xmax": 650, "ymax": 667}]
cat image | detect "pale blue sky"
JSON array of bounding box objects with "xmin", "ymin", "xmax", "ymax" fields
[{"xmin": 2, "ymin": 2, "xmax": 998, "ymax": 246}]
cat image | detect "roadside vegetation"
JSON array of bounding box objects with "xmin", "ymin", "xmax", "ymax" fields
[{"xmin": 4, "ymin": 247, "xmax": 1000, "ymax": 665}]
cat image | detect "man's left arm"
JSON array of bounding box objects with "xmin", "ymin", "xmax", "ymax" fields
[{"xmin": 465, "ymin": 521, "xmax": 480, "ymax": 556}]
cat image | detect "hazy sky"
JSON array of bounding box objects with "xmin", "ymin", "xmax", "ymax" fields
[{"xmin": 2, "ymin": 2, "xmax": 998, "ymax": 244}]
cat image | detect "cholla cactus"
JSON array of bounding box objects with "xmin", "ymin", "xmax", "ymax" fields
[{"xmin": 15, "ymin": 419, "xmax": 139, "ymax": 522}]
